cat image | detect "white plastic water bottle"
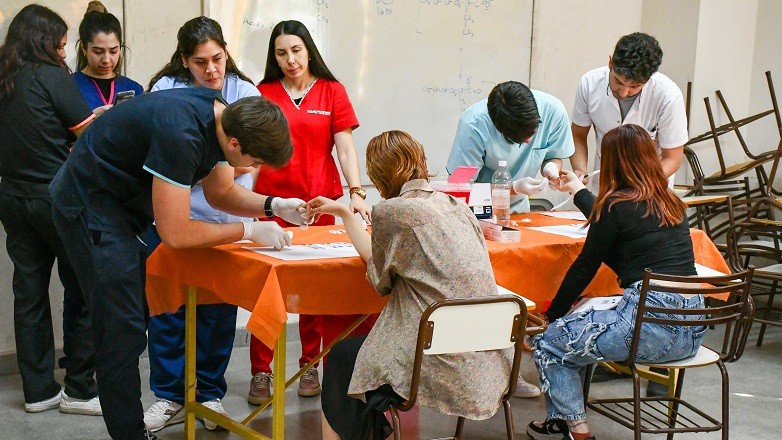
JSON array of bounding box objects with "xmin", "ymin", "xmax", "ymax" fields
[{"xmin": 492, "ymin": 160, "xmax": 511, "ymax": 226}]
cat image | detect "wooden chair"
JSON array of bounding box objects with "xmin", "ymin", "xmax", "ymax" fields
[
  {"xmin": 727, "ymin": 220, "xmax": 782, "ymax": 346},
  {"xmin": 388, "ymin": 293, "xmax": 545, "ymax": 440},
  {"xmin": 584, "ymin": 268, "xmax": 755, "ymax": 440}
]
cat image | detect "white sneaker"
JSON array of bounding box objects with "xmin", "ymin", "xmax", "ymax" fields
[
  {"xmin": 144, "ymin": 399, "xmax": 184, "ymax": 432},
  {"xmin": 514, "ymin": 374, "xmax": 542, "ymax": 398},
  {"xmin": 200, "ymin": 398, "xmax": 228, "ymax": 431},
  {"xmin": 59, "ymin": 389, "xmax": 102, "ymax": 415},
  {"xmin": 24, "ymin": 390, "xmax": 61, "ymax": 413}
]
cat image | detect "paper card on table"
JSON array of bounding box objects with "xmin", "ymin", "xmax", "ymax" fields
[
  {"xmin": 526, "ymin": 224, "xmax": 589, "ymax": 238},
  {"xmin": 570, "ymin": 296, "xmax": 622, "ymax": 314},
  {"xmin": 694, "ymin": 263, "xmax": 727, "ymax": 277},
  {"xmin": 539, "ymin": 211, "xmax": 587, "ymax": 221},
  {"xmin": 244, "ymin": 243, "xmax": 359, "ymax": 260}
]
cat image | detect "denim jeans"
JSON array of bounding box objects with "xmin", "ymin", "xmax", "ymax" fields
[{"xmin": 532, "ymin": 282, "xmax": 707, "ymax": 420}]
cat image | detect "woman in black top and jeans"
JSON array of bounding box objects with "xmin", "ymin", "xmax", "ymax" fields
[
  {"xmin": 526, "ymin": 124, "xmax": 704, "ymax": 440},
  {"xmin": 0, "ymin": 4, "xmax": 98, "ymax": 416}
]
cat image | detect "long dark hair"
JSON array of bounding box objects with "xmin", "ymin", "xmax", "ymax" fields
[
  {"xmin": 259, "ymin": 20, "xmax": 338, "ymax": 84},
  {"xmin": 147, "ymin": 16, "xmax": 252, "ymax": 91},
  {"xmin": 0, "ymin": 4, "xmax": 69, "ymax": 100},
  {"xmin": 76, "ymin": 7, "xmax": 124, "ymax": 75},
  {"xmin": 590, "ymin": 124, "xmax": 686, "ymax": 227}
]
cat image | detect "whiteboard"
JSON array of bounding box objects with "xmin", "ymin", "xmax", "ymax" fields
[
  {"xmin": 206, "ymin": 0, "xmax": 533, "ymax": 183},
  {"xmin": 0, "ymin": 0, "xmax": 125, "ymax": 72}
]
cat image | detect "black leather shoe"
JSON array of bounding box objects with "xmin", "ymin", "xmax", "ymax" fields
[{"xmin": 590, "ymin": 365, "xmax": 631, "ymax": 383}]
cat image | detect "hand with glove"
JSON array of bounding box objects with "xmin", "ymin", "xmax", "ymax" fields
[
  {"xmin": 242, "ymin": 221, "xmax": 292, "ymax": 250},
  {"xmin": 542, "ymin": 161, "xmax": 560, "ymax": 190},
  {"xmin": 558, "ymin": 170, "xmax": 586, "ymax": 195},
  {"xmin": 270, "ymin": 197, "xmax": 312, "ymax": 229},
  {"xmin": 512, "ymin": 177, "xmax": 549, "ymax": 196}
]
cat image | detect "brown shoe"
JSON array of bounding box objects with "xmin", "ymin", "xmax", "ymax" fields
[
  {"xmin": 298, "ymin": 367, "xmax": 321, "ymax": 397},
  {"xmin": 248, "ymin": 372, "xmax": 272, "ymax": 405}
]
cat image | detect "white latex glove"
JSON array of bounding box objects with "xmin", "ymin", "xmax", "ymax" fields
[
  {"xmin": 271, "ymin": 197, "xmax": 309, "ymax": 229},
  {"xmin": 512, "ymin": 177, "xmax": 549, "ymax": 196},
  {"xmin": 242, "ymin": 221, "xmax": 292, "ymax": 250},
  {"xmin": 542, "ymin": 162, "xmax": 559, "ymax": 179}
]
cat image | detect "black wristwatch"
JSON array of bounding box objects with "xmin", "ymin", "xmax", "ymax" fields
[{"xmin": 264, "ymin": 196, "xmax": 276, "ymax": 219}]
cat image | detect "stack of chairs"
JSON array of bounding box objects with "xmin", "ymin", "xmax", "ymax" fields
[{"xmin": 681, "ymin": 72, "xmax": 782, "ymax": 344}]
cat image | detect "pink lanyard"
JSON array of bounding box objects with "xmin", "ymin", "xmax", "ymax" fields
[{"xmin": 90, "ymin": 77, "xmax": 115, "ymax": 106}]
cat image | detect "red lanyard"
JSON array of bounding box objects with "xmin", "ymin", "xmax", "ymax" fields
[{"xmin": 90, "ymin": 77, "xmax": 116, "ymax": 106}]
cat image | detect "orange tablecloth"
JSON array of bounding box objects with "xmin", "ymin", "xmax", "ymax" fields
[{"xmin": 145, "ymin": 213, "xmax": 729, "ymax": 348}]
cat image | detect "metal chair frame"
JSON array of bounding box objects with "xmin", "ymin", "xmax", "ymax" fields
[
  {"xmin": 584, "ymin": 268, "xmax": 755, "ymax": 440},
  {"xmin": 389, "ymin": 294, "xmax": 545, "ymax": 440},
  {"xmin": 727, "ymin": 220, "xmax": 782, "ymax": 346}
]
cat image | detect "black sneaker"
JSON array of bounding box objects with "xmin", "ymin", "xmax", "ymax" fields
[
  {"xmin": 526, "ymin": 419, "xmax": 572, "ymax": 439},
  {"xmin": 589, "ymin": 364, "xmax": 631, "ymax": 383}
]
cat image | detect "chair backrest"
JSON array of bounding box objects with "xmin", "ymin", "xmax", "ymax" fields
[
  {"xmin": 726, "ymin": 220, "xmax": 782, "ymax": 272},
  {"xmin": 399, "ymin": 294, "xmax": 528, "ymax": 411},
  {"xmin": 625, "ymin": 268, "xmax": 755, "ymax": 365}
]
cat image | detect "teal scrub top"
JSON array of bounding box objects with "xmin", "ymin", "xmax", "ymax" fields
[{"xmin": 447, "ymin": 89, "xmax": 574, "ymax": 212}]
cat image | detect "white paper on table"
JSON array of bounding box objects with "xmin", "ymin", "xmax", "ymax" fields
[
  {"xmin": 570, "ymin": 296, "xmax": 622, "ymax": 314},
  {"xmin": 526, "ymin": 223, "xmax": 589, "ymax": 238},
  {"xmin": 243, "ymin": 243, "xmax": 359, "ymax": 261},
  {"xmin": 539, "ymin": 211, "xmax": 587, "ymax": 221}
]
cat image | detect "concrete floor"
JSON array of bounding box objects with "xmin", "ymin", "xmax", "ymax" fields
[{"xmin": 0, "ymin": 324, "xmax": 780, "ymax": 439}]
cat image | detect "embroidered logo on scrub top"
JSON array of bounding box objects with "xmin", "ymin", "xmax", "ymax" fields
[{"xmin": 306, "ymin": 109, "xmax": 331, "ymax": 115}]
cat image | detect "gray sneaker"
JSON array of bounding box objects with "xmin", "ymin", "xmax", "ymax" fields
[
  {"xmin": 144, "ymin": 399, "xmax": 184, "ymax": 432},
  {"xmin": 248, "ymin": 372, "xmax": 273, "ymax": 405},
  {"xmin": 59, "ymin": 389, "xmax": 102, "ymax": 415}
]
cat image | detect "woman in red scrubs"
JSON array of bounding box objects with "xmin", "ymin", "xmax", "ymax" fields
[{"xmin": 248, "ymin": 20, "xmax": 374, "ymax": 404}]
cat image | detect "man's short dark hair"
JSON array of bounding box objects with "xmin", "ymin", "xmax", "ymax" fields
[
  {"xmin": 612, "ymin": 32, "xmax": 663, "ymax": 83},
  {"xmin": 487, "ymin": 81, "xmax": 540, "ymax": 145},
  {"xmin": 221, "ymin": 96, "xmax": 293, "ymax": 168}
]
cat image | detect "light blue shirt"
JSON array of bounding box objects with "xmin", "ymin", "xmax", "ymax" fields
[
  {"xmin": 150, "ymin": 73, "xmax": 261, "ymax": 223},
  {"xmin": 447, "ymin": 89, "xmax": 574, "ymax": 212}
]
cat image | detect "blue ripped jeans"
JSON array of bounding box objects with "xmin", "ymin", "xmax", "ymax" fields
[{"xmin": 532, "ymin": 282, "xmax": 707, "ymax": 421}]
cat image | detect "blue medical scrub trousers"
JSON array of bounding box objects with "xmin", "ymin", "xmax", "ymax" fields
[
  {"xmin": 147, "ymin": 304, "xmax": 237, "ymax": 403},
  {"xmin": 140, "ymin": 224, "xmax": 237, "ymax": 404}
]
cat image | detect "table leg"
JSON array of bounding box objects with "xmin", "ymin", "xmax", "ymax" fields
[
  {"xmin": 272, "ymin": 329, "xmax": 286, "ymax": 440},
  {"xmin": 185, "ymin": 287, "xmax": 197, "ymax": 439}
]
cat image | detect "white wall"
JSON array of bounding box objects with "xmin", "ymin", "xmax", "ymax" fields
[
  {"xmin": 746, "ymin": 0, "xmax": 782, "ymax": 190},
  {"xmin": 0, "ymin": 0, "xmax": 779, "ymax": 359}
]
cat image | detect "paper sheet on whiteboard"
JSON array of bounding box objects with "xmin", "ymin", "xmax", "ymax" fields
[
  {"xmin": 526, "ymin": 224, "xmax": 589, "ymax": 238},
  {"xmin": 539, "ymin": 211, "xmax": 587, "ymax": 221},
  {"xmin": 244, "ymin": 243, "xmax": 359, "ymax": 261}
]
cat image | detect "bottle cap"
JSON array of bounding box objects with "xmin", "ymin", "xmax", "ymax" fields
[{"xmin": 498, "ymin": 160, "xmax": 507, "ymax": 167}]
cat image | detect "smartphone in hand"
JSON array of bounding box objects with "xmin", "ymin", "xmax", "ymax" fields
[{"xmin": 114, "ymin": 90, "xmax": 135, "ymax": 105}]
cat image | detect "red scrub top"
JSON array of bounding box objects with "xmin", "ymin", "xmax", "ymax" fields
[{"xmin": 255, "ymin": 79, "xmax": 359, "ymax": 201}]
